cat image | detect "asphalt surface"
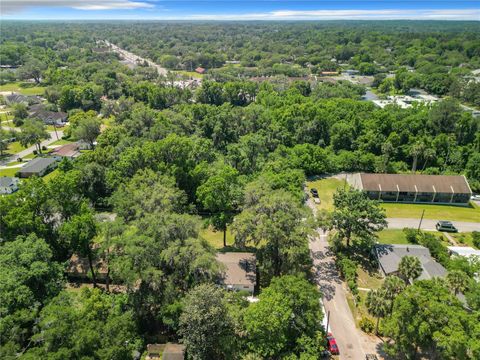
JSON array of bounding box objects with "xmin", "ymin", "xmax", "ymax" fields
[
  {"xmin": 307, "ymin": 197, "xmax": 382, "ymax": 359},
  {"xmin": 387, "ymin": 218, "xmax": 480, "ymax": 233}
]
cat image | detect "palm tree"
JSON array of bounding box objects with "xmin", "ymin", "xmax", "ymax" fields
[
  {"xmin": 409, "ymin": 142, "xmax": 425, "ymax": 173},
  {"xmin": 398, "ymin": 255, "xmax": 422, "ymax": 284},
  {"xmin": 446, "ymin": 270, "xmax": 470, "ymax": 295},
  {"xmin": 382, "ymin": 275, "xmax": 405, "ymax": 314},
  {"xmin": 366, "ymin": 289, "xmax": 388, "ymax": 334}
]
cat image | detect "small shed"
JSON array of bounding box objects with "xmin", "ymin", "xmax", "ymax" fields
[{"xmin": 195, "ymin": 67, "xmax": 206, "ymax": 74}]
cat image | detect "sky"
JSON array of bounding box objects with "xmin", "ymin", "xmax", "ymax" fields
[{"xmin": 1, "ymin": 1, "xmax": 480, "ymax": 21}]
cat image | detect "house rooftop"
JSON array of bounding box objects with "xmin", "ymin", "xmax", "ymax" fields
[
  {"xmin": 216, "ymin": 252, "xmax": 256, "ymax": 287},
  {"xmin": 375, "ymin": 244, "xmax": 447, "ymax": 280},
  {"xmin": 359, "ymin": 173, "xmax": 471, "ymax": 194},
  {"xmin": 51, "ymin": 143, "xmax": 80, "ymax": 158},
  {"xmin": 18, "ymin": 157, "xmax": 59, "ymax": 174},
  {"xmin": 448, "ymin": 246, "xmax": 480, "ymax": 258},
  {"xmin": 0, "ymin": 176, "xmax": 18, "ymax": 187}
]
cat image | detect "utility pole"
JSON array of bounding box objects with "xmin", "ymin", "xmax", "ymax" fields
[
  {"xmin": 417, "ymin": 209, "xmax": 425, "ymax": 233},
  {"xmin": 326, "ymin": 310, "xmax": 330, "ymax": 333}
]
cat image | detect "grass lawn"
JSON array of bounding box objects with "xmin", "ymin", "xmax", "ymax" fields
[
  {"xmin": 0, "ymin": 167, "xmax": 19, "ymax": 177},
  {"xmin": 382, "ymin": 202, "xmax": 480, "ymax": 222},
  {"xmin": 6, "ymin": 141, "xmax": 27, "ymax": 155},
  {"xmin": 23, "ymin": 153, "xmax": 36, "ymax": 159},
  {"xmin": 306, "ymin": 177, "xmax": 348, "ymax": 212},
  {"xmin": 0, "ymin": 82, "xmax": 46, "ymax": 95},
  {"xmin": 43, "ymin": 168, "xmax": 60, "ymax": 182},
  {"xmin": 199, "ymin": 226, "xmax": 235, "ymax": 249},
  {"xmin": 5, "ymin": 161, "xmax": 24, "ymax": 167},
  {"xmin": 50, "ymin": 139, "xmax": 73, "ymax": 146},
  {"xmin": 357, "ymin": 267, "xmax": 383, "ymax": 290},
  {"xmin": 452, "ymin": 233, "xmax": 479, "ymax": 249},
  {"xmin": 377, "ymin": 229, "xmax": 411, "ymax": 245},
  {"xmin": 174, "ymin": 70, "xmax": 203, "ymax": 79}
]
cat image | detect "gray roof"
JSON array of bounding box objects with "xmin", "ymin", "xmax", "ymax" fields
[
  {"xmin": 19, "ymin": 157, "xmax": 58, "ymax": 174},
  {"xmin": 375, "ymin": 244, "xmax": 447, "ymax": 280},
  {"xmin": 216, "ymin": 252, "xmax": 256, "ymax": 287},
  {"xmin": 0, "ymin": 176, "xmax": 18, "ymax": 187}
]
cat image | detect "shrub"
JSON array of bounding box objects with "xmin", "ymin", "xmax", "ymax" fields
[
  {"xmin": 17, "ymin": 157, "xmax": 22, "ymax": 162},
  {"xmin": 403, "ymin": 228, "xmax": 418, "ymax": 244},
  {"xmin": 33, "ymin": 150, "xmax": 38, "ymax": 155},
  {"xmin": 472, "ymin": 231, "xmax": 480, "ymax": 249},
  {"xmin": 41, "ymin": 145, "xmax": 47, "ymax": 151},
  {"xmin": 359, "ymin": 317, "xmax": 375, "ymax": 334}
]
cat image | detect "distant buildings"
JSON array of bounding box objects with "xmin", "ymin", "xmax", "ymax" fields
[
  {"xmin": 0, "ymin": 176, "xmax": 19, "ymax": 194},
  {"xmin": 17, "ymin": 157, "xmax": 60, "ymax": 178},
  {"xmin": 195, "ymin": 67, "xmax": 206, "ymax": 74},
  {"xmin": 374, "ymin": 244, "xmax": 447, "ymax": 280},
  {"xmin": 5, "ymin": 92, "xmax": 42, "ymax": 105},
  {"xmin": 216, "ymin": 252, "xmax": 256, "ymax": 294},
  {"xmin": 350, "ymin": 173, "xmax": 472, "ymax": 205}
]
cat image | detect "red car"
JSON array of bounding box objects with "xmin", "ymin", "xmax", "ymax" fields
[{"xmin": 327, "ymin": 333, "xmax": 339, "ymax": 355}]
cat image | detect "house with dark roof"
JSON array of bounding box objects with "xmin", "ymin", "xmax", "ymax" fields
[
  {"xmin": 0, "ymin": 176, "xmax": 20, "ymax": 194},
  {"xmin": 350, "ymin": 173, "xmax": 472, "ymax": 205},
  {"xmin": 29, "ymin": 110, "xmax": 68, "ymax": 125},
  {"xmin": 216, "ymin": 252, "xmax": 256, "ymax": 294},
  {"xmin": 17, "ymin": 157, "xmax": 60, "ymax": 178},
  {"xmin": 5, "ymin": 93, "xmax": 41, "ymax": 105},
  {"xmin": 374, "ymin": 244, "xmax": 447, "ymax": 281}
]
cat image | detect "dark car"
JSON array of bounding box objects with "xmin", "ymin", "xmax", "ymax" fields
[
  {"xmin": 435, "ymin": 221, "xmax": 458, "ymax": 233},
  {"xmin": 310, "ymin": 188, "xmax": 319, "ymax": 198},
  {"xmin": 327, "ymin": 333, "xmax": 339, "ymax": 355}
]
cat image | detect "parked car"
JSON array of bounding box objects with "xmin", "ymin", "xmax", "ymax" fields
[
  {"xmin": 435, "ymin": 221, "xmax": 458, "ymax": 233},
  {"xmin": 471, "ymin": 194, "xmax": 480, "ymax": 201},
  {"xmin": 327, "ymin": 333, "xmax": 339, "ymax": 355},
  {"xmin": 310, "ymin": 188, "xmax": 319, "ymax": 198}
]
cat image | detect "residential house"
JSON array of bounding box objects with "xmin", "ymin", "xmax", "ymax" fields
[
  {"xmin": 50, "ymin": 143, "xmax": 81, "ymax": 159},
  {"xmin": 0, "ymin": 176, "xmax": 20, "ymax": 194},
  {"xmin": 17, "ymin": 157, "xmax": 60, "ymax": 178},
  {"xmin": 29, "ymin": 109, "xmax": 68, "ymax": 125},
  {"xmin": 374, "ymin": 244, "xmax": 447, "ymax": 280},
  {"xmin": 448, "ymin": 246, "xmax": 480, "ymax": 260},
  {"xmin": 195, "ymin": 67, "xmax": 206, "ymax": 74},
  {"xmin": 350, "ymin": 173, "xmax": 472, "ymax": 205},
  {"xmin": 5, "ymin": 93, "xmax": 41, "ymax": 105},
  {"xmin": 145, "ymin": 343, "xmax": 185, "ymax": 360},
  {"xmin": 216, "ymin": 252, "xmax": 257, "ymax": 294}
]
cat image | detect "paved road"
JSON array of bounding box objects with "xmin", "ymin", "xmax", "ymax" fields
[
  {"xmin": 0, "ymin": 130, "xmax": 63, "ymax": 166},
  {"xmin": 307, "ymin": 197, "xmax": 382, "ymax": 359},
  {"xmin": 387, "ymin": 218, "xmax": 480, "ymax": 233}
]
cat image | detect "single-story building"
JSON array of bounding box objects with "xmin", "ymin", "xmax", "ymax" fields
[
  {"xmin": 30, "ymin": 110, "xmax": 68, "ymax": 125},
  {"xmin": 216, "ymin": 252, "xmax": 256, "ymax": 294},
  {"xmin": 5, "ymin": 93, "xmax": 41, "ymax": 105},
  {"xmin": 195, "ymin": 67, "xmax": 206, "ymax": 74},
  {"xmin": 50, "ymin": 143, "xmax": 81, "ymax": 159},
  {"xmin": 145, "ymin": 343, "xmax": 185, "ymax": 360},
  {"xmin": 374, "ymin": 244, "xmax": 447, "ymax": 281},
  {"xmin": 66, "ymin": 253, "xmax": 108, "ymax": 282},
  {"xmin": 17, "ymin": 157, "xmax": 60, "ymax": 178},
  {"xmin": 448, "ymin": 246, "xmax": 480, "ymax": 259},
  {"xmin": 0, "ymin": 176, "xmax": 20, "ymax": 194},
  {"xmin": 350, "ymin": 173, "xmax": 472, "ymax": 205}
]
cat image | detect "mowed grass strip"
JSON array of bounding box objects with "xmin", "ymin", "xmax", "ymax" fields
[{"xmin": 382, "ymin": 202, "xmax": 480, "ymax": 222}]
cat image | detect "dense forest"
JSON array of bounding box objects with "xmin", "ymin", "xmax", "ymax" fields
[{"xmin": 1, "ymin": 21, "xmax": 480, "ymax": 359}]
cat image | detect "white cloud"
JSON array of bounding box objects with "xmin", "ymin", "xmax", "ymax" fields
[
  {"xmin": 187, "ymin": 9, "xmax": 480, "ymax": 21},
  {"xmin": 1, "ymin": 0, "xmax": 154, "ymax": 14}
]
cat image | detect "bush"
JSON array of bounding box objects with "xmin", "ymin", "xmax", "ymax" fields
[
  {"xmin": 337, "ymin": 255, "xmax": 358, "ymax": 294},
  {"xmin": 17, "ymin": 157, "xmax": 22, "ymax": 162},
  {"xmin": 472, "ymin": 231, "xmax": 480, "ymax": 249},
  {"xmin": 359, "ymin": 317, "xmax": 375, "ymax": 334},
  {"xmin": 41, "ymin": 145, "xmax": 47, "ymax": 151},
  {"xmin": 403, "ymin": 228, "xmax": 418, "ymax": 244},
  {"xmin": 33, "ymin": 150, "xmax": 38, "ymax": 155}
]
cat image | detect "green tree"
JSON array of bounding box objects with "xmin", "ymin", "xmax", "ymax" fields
[
  {"xmin": 382, "ymin": 275, "xmax": 405, "ymax": 314},
  {"xmin": 446, "ymin": 270, "xmax": 470, "ymax": 295},
  {"xmin": 331, "ymin": 189, "xmax": 387, "ymax": 247},
  {"xmin": 398, "ymin": 256, "xmax": 422, "ymax": 284},
  {"xmin": 11, "ymin": 102, "xmax": 28, "ymax": 126},
  {"xmin": 197, "ymin": 164, "xmax": 241, "ymax": 247},
  {"xmin": 365, "ymin": 289, "xmax": 388, "ymax": 334},
  {"xmin": 19, "ymin": 118, "xmax": 50, "ymax": 153},
  {"xmin": 179, "ymin": 284, "xmax": 235, "ymax": 360},
  {"xmin": 72, "ymin": 113, "xmax": 101, "ymax": 149},
  {"xmin": 59, "ymin": 205, "xmax": 98, "ymax": 286},
  {"xmin": 243, "ymin": 275, "xmax": 325, "ymax": 358},
  {"xmin": 17, "ymin": 57, "xmax": 46, "ymax": 84}
]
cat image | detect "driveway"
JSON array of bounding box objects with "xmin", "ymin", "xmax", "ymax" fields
[
  {"xmin": 307, "ymin": 196, "xmax": 382, "ymax": 359},
  {"xmin": 0, "ymin": 130, "xmax": 63, "ymax": 166},
  {"xmin": 387, "ymin": 218, "xmax": 480, "ymax": 233}
]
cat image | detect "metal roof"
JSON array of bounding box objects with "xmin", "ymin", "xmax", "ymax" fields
[
  {"xmin": 216, "ymin": 252, "xmax": 256, "ymax": 287},
  {"xmin": 18, "ymin": 157, "xmax": 58, "ymax": 174}
]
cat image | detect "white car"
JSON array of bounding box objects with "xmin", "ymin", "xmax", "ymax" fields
[{"xmin": 471, "ymin": 195, "xmax": 480, "ymax": 201}]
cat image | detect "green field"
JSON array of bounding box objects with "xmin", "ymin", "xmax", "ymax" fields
[
  {"xmin": 174, "ymin": 70, "xmax": 203, "ymax": 79},
  {"xmin": 0, "ymin": 82, "xmax": 46, "ymax": 95},
  {"xmin": 382, "ymin": 202, "xmax": 480, "ymax": 222},
  {"xmin": 6, "ymin": 141, "xmax": 27, "ymax": 155},
  {"xmin": 306, "ymin": 177, "xmax": 348, "ymax": 212},
  {"xmin": 0, "ymin": 167, "xmax": 19, "ymax": 177},
  {"xmin": 199, "ymin": 226, "xmax": 235, "ymax": 249},
  {"xmin": 50, "ymin": 139, "xmax": 73, "ymax": 146},
  {"xmin": 377, "ymin": 229, "xmax": 411, "ymax": 244}
]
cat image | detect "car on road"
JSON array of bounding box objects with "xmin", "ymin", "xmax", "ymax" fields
[
  {"xmin": 327, "ymin": 333, "xmax": 339, "ymax": 355},
  {"xmin": 435, "ymin": 221, "xmax": 458, "ymax": 233},
  {"xmin": 471, "ymin": 194, "xmax": 480, "ymax": 201},
  {"xmin": 310, "ymin": 188, "xmax": 319, "ymax": 198}
]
